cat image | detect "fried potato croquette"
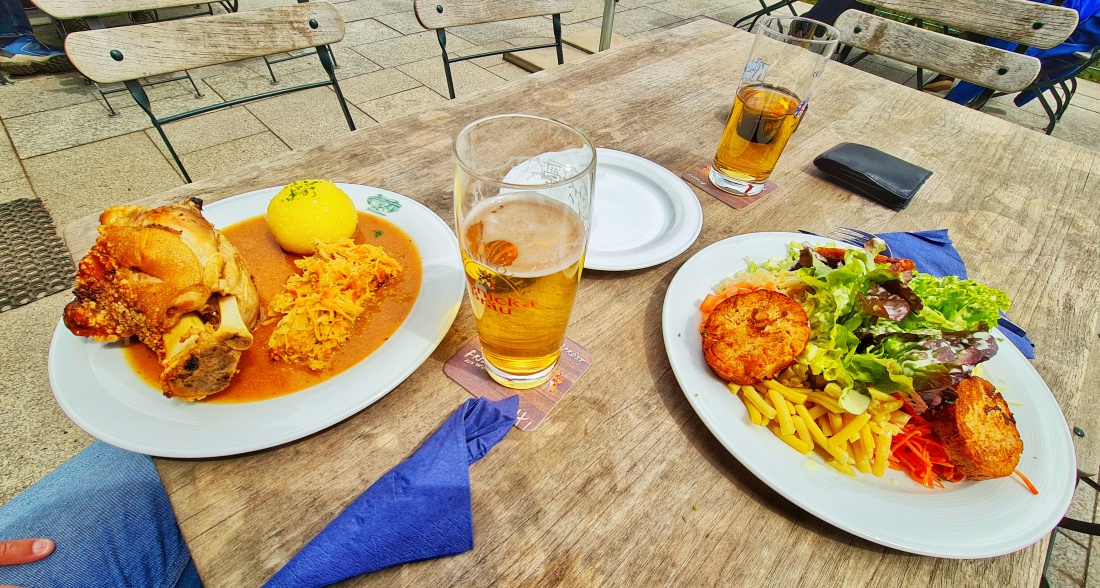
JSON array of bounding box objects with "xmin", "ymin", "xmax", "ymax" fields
[
  {"xmin": 933, "ymin": 376, "xmax": 1023, "ymax": 480},
  {"xmin": 702, "ymin": 290, "xmax": 810, "ymax": 385}
]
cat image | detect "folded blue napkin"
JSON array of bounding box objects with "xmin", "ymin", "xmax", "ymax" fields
[
  {"xmin": 879, "ymin": 229, "xmax": 1035, "ymax": 359},
  {"xmin": 264, "ymin": 395, "xmax": 519, "ymax": 588}
]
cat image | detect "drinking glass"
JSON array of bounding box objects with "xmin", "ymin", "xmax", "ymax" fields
[
  {"xmin": 454, "ymin": 114, "xmax": 596, "ymax": 389},
  {"xmin": 710, "ymin": 15, "xmax": 840, "ymax": 195}
]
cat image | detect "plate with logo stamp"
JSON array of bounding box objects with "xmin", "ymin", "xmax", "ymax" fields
[{"xmin": 49, "ymin": 184, "xmax": 465, "ymax": 458}]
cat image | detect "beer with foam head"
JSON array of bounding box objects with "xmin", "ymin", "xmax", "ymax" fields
[
  {"xmin": 460, "ymin": 192, "xmax": 586, "ymax": 384},
  {"xmin": 454, "ymin": 114, "xmax": 595, "ymax": 389}
]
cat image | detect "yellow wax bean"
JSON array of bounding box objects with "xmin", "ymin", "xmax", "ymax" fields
[
  {"xmin": 879, "ymin": 399, "xmax": 904, "ymax": 413},
  {"xmin": 806, "ymin": 392, "xmax": 844, "ymax": 413},
  {"xmin": 796, "ymin": 405, "xmax": 848, "ymax": 462},
  {"xmin": 829, "ymin": 413, "xmax": 873, "ymax": 448},
  {"xmin": 768, "ymin": 389, "xmax": 795, "ymax": 437},
  {"xmin": 763, "ymin": 379, "xmax": 809, "ymax": 404},
  {"xmin": 818, "ymin": 415, "xmax": 833, "ymax": 436},
  {"xmin": 827, "ymin": 458, "xmax": 855, "ymax": 477},
  {"xmin": 873, "ymin": 431, "xmax": 892, "ymax": 477},
  {"xmin": 792, "ymin": 415, "xmax": 813, "ymax": 448},
  {"xmin": 889, "ymin": 412, "xmax": 911, "ymax": 426},
  {"xmin": 770, "ymin": 425, "xmax": 811, "ymax": 454},
  {"xmin": 785, "ymin": 399, "xmax": 798, "ymax": 418},
  {"xmin": 828, "ymin": 412, "xmax": 844, "ymax": 433},
  {"xmin": 859, "ymin": 425, "xmax": 875, "ymax": 455},
  {"xmin": 806, "ymin": 404, "xmax": 828, "ymax": 420},
  {"xmin": 823, "ymin": 382, "xmax": 843, "ymax": 398},
  {"xmin": 745, "ymin": 399, "xmax": 762, "ymax": 426},
  {"xmin": 855, "ymin": 450, "xmax": 872, "ymax": 474},
  {"xmin": 868, "ymin": 388, "xmax": 894, "ymax": 402},
  {"xmin": 741, "ymin": 385, "xmax": 777, "ymax": 420}
]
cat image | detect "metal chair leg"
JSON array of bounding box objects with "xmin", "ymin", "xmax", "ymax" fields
[
  {"xmin": 553, "ymin": 14, "xmax": 564, "ymax": 65},
  {"xmin": 97, "ymin": 82, "xmax": 120, "ymax": 117},
  {"xmin": 318, "ymin": 45, "xmax": 356, "ymax": 132},
  {"xmin": 263, "ymin": 55, "xmax": 279, "ymax": 84},
  {"xmin": 437, "ymin": 29, "xmax": 456, "ymax": 99},
  {"xmin": 125, "ymin": 80, "xmax": 192, "ymax": 183},
  {"xmin": 968, "ymin": 88, "xmax": 996, "ymax": 111},
  {"xmin": 184, "ymin": 70, "xmax": 204, "ymax": 98},
  {"xmin": 1035, "ymin": 89, "xmax": 1059, "ymax": 135},
  {"xmin": 1055, "ymin": 80, "xmax": 1072, "ymax": 119}
]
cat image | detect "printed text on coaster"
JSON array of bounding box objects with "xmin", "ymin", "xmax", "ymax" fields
[
  {"xmin": 444, "ymin": 337, "xmax": 592, "ymax": 431},
  {"xmin": 681, "ymin": 164, "xmax": 777, "ymax": 209}
]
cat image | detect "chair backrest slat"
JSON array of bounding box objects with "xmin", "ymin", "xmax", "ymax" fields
[
  {"xmin": 414, "ymin": 0, "xmax": 576, "ymax": 29},
  {"xmin": 32, "ymin": 0, "xmax": 219, "ymax": 20},
  {"xmin": 836, "ymin": 11, "xmax": 1041, "ymax": 93},
  {"xmin": 64, "ymin": 4, "xmax": 344, "ymax": 84},
  {"xmin": 857, "ymin": 0, "xmax": 1077, "ymax": 50}
]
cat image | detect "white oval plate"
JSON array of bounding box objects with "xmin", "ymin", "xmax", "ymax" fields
[
  {"xmin": 662, "ymin": 232, "xmax": 1077, "ymax": 558},
  {"xmin": 586, "ymin": 149, "xmax": 703, "ymax": 271},
  {"xmin": 49, "ymin": 184, "xmax": 464, "ymax": 458}
]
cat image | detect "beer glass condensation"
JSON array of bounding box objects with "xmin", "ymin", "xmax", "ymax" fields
[
  {"xmin": 454, "ymin": 115, "xmax": 596, "ymax": 389},
  {"xmin": 710, "ymin": 15, "xmax": 839, "ymax": 195}
]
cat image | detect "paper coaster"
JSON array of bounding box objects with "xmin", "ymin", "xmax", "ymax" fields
[
  {"xmin": 681, "ymin": 164, "xmax": 777, "ymax": 210},
  {"xmin": 444, "ymin": 337, "xmax": 592, "ymax": 431}
]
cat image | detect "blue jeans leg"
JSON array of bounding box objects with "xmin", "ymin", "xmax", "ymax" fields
[
  {"xmin": 0, "ymin": 0, "xmax": 34, "ymax": 39},
  {"xmin": 0, "ymin": 442, "xmax": 202, "ymax": 588}
]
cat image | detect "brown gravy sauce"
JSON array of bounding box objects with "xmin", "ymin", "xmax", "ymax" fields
[{"xmin": 123, "ymin": 212, "xmax": 422, "ymax": 403}]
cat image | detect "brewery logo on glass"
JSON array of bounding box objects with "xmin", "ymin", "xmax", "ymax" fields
[
  {"xmin": 742, "ymin": 58, "xmax": 770, "ymax": 84},
  {"xmin": 468, "ymin": 275, "xmax": 536, "ymax": 315}
]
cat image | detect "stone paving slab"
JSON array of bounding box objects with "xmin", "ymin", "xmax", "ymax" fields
[
  {"xmin": 244, "ymin": 86, "xmax": 373, "ymax": 150},
  {"xmin": 179, "ymin": 131, "xmax": 291, "ymax": 183},
  {"xmin": 23, "ymin": 132, "xmax": 183, "ymax": 228}
]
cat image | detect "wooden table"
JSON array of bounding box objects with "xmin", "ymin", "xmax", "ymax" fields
[{"xmin": 65, "ymin": 19, "xmax": 1100, "ymax": 587}]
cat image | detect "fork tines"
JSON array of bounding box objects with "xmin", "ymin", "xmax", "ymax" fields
[{"xmin": 822, "ymin": 226, "xmax": 893, "ymax": 257}]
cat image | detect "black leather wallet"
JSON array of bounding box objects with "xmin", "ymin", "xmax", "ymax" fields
[{"xmin": 813, "ymin": 143, "xmax": 932, "ymax": 210}]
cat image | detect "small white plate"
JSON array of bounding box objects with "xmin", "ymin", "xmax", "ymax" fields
[
  {"xmin": 586, "ymin": 149, "xmax": 703, "ymax": 271},
  {"xmin": 49, "ymin": 184, "xmax": 464, "ymax": 458},
  {"xmin": 662, "ymin": 232, "xmax": 1077, "ymax": 558}
]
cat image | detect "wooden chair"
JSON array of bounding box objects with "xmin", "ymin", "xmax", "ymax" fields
[
  {"xmin": 835, "ymin": 0, "xmax": 1079, "ymax": 94},
  {"xmin": 34, "ymin": 0, "xmax": 220, "ymax": 117},
  {"xmin": 33, "ymin": 0, "xmax": 355, "ymax": 183},
  {"xmin": 413, "ymin": 0, "xmax": 577, "ymax": 99},
  {"xmin": 970, "ymin": 46, "xmax": 1100, "ymax": 134}
]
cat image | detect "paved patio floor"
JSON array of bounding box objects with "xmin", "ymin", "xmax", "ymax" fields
[{"xmin": 1, "ymin": 1, "xmax": 1098, "ymax": 585}]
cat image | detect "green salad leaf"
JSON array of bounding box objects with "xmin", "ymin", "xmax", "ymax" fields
[{"xmin": 764, "ymin": 242, "xmax": 1012, "ymax": 413}]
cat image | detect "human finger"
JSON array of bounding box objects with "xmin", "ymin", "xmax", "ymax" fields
[{"xmin": 0, "ymin": 539, "xmax": 55, "ymax": 566}]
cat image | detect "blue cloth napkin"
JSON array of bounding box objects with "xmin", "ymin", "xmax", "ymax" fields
[
  {"xmin": 264, "ymin": 395, "xmax": 519, "ymax": 588},
  {"xmin": 878, "ymin": 229, "xmax": 1035, "ymax": 359}
]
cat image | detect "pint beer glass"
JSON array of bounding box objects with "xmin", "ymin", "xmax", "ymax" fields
[
  {"xmin": 454, "ymin": 114, "xmax": 596, "ymax": 389},
  {"xmin": 710, "ymin": 15, "xmax": 839, "ymax": 195}
]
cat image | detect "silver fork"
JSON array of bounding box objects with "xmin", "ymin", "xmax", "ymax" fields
[{"xmin": 823, "ymin": 226, "xmax": 893, "ymax": 257}]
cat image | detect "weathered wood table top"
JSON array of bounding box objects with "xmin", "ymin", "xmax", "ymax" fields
[{"xmin": 64, "ymin": 18, "xmax": 1100, "ymax": 587}]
